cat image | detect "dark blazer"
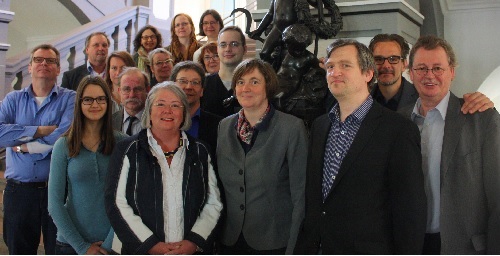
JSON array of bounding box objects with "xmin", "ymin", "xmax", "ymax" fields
[
  {"xmin": 201, "ymin": 73, "xmax": 240, "ymax": 118},
  {"xmin": 111, "ymin": 110, "xmax": 124, "ymax": 132},
  {"xmin": 197, "ymin": 109, "xmax": 222, "ymax": 158},
  {"xmin": 61, "ymin": 64, "xmax": 89, "ymax": 91},
  {"xmin": 400, "ymin": 93, "xmax": 500, "ymax": 254},
  {"xmin": 295, "ymin": 102, "xmax": 427, "ymax": 254}
]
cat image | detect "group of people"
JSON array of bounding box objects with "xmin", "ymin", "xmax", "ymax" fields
[{"xmin": 0, "ymin": 7, "xmax": 499, "ymax": 256}]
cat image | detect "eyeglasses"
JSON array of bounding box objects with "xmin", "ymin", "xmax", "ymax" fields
[
  {"xmin": 176, "ymin": 79, "xmax": 202, "ymax": 86},
  {"xmin": 175, "ymin": 22, "xmax": 190, "ymax": 28},
  {"xmin": 374, "ymin": 56, "xmax": 403, "ymax": 65},
  {"xmin": 154, "ymin": 59, "xmax": 174, "ymax": 66},
  {"xmin": 153, "ymin": 102, "xmax": 184, "ymax": 110},
  {"xmin": 204, "ymin": 55, "xmax": 219, "ymax": 62},
  {"xmin": 218, "ymin": 41, "xmax": 241, "ymax": 48},
  {"xmin": 412, "ymin": 67, "xmax": 447, "ymax": 76},
  {"xmin": 121, "ymin": 86, "xmax": 146, "ymax": 94},
  {"xmin": 141, "ymin": 35, "xmax": 157, "ymax": 41},
  {"xmin": 32, "ymin": 57, "xmax": 58, "ymax": 65},
  {"xmin": 81, "ymin": 96, "xmax": 107, "ymax": 105},
  {"xmin": 202, "ymin": 21, "xmax": 218, "ymax": 26}
]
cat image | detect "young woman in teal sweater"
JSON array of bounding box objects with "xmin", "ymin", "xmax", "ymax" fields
[{"xmin": 48, "ymin": 76, "xmax": 127, "ymax": 254}]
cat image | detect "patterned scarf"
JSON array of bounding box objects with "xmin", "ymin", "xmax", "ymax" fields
[
  {"xmin": 237, "ymin": 105, "xmax": 271, "ymax": 145},
  {"xmin": 136, "ymin": 46, "xmax": 151, "ymax": 71}
]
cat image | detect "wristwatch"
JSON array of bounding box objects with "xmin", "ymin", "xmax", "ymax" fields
[{"xmin": 16, "ymin": 145, "xmax": 24, "ymax": 153}]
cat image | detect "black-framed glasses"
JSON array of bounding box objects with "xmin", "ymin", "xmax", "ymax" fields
[
  {"xmin": 154, "ymin": 59, "xmax": 174, "ymax": 66},
  {"xmin": 202, "ymin": 21, "xmax": 218, "ymax": 26},
  {"xmin": 81, "ymin": 96, "xmax": 107, "ymax": 105},
  {"xmin": 175, "ymin": 79, "xmax": 202, "ymax": 86},
  {"xmin": 203, "ymin": 55, "xmax": 219, "ymax": 62},
  {"xmin": 374, "ymin": 56, "xmax": 403, "ymax": 65},
  {"xmin": 32, "ymin": 57, "xmax": 58, "ymax": 65},
  {"xmin": 141, "ymin": 35, "xmax": 157, "ymax": 41},
  {"xmin": 412, "ymin": 67, "xmax": 447, "ymax": 76},
  {"xmin": 121, "ymin": 86, "xmax": 146, "ymax": 94},
  {"xmin": 218, "ymin": 41, "xmax": 241, "ymax": 48}
]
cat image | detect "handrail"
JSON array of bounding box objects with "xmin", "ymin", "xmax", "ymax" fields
[{"xmin": 3, "ymin": 5, "xmax": 152, "ymax": 94}]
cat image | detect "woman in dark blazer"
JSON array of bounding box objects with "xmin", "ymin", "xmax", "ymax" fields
[{"xmin": 216, "ymin": 59, "xmax": 308, "ymax": 254}]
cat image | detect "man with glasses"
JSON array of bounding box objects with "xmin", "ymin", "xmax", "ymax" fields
[
  {"xmin": 400, "ymin": 35, "xmax": 500, "ymax": 254},
  {"xmin": 0, "ymin": 44, "xmax": 76, "ymax": 254},
  {"xmin": 148, "ymin": 48, "xmax": 174, "ymax": 85},
  {"xmin": 202, "ymin": 26, "xmax": 247, "ymax": 117},
  {"xmin": 170, "ymin": 61, "xmax": 222, "ymax": 156},
  {"xmin": 61, "ymin": 32, "xmax": 110, "ymax": 90},
  {"xmin": 112, "ymin": 67, "xmax": 148, "ymax": 136},
  {"xmin": 369, "ymin": 33, "xmax": 493, "ymax": 113}
]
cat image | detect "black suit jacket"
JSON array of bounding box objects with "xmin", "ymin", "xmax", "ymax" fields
[
  {"xmin": 61, "ymin": 64, "xmax": 89, "ymax": 91},
  {"xmin": 295, "ymin": 102, "xmax": 427, "ymax": 254},
  {"xmin": 197, "ymin": 109, "xmax": 222, "ymax": 159}
]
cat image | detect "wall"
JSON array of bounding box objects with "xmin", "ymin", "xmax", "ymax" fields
[{"xmin": 440, "ymin": 0, "xmax": 500, "ymax": 97}]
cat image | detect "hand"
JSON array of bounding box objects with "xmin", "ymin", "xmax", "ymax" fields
[
  {"xmin": 318, "ymin": 57, "xmax": 326, "ymax": 70},
  {"xmin": 85, "ymin": 241, "xmax": 109, "ymax": 255},
  {"xmin": 11, "ymin": 144, "xmax": 28, "ymax": 153},
  {"xmin": 461, "ymin": 92, "xmax": 494, "ymax": 114},
  {"xmin": 147, "ymin": 242, "xmax": 179, "ymax": 255},
  {"xmin": 34, "ymin": 125, "xmax": 57, "ymax": 138},
  {"xmin": 164, "ymin": 240, "xmax": 197, "ymax": 255}
]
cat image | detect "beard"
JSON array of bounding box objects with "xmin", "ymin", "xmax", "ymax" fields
[{"xmin": 378, "ymin": 68, "xmax": 399, "ymax": 86}]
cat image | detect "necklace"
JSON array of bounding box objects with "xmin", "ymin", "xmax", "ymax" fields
[
  {"xmin": 84, "ymin": 139, "xmax": 101, "ymax": 151},
  {"xmin": 163, "ymin": 137, "xmax": 183, "ymax": 159}
]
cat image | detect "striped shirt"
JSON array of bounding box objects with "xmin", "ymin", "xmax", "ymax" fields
[{"xmin": 322, "ymin": 96, "xmax": 373, "ymax": 200}]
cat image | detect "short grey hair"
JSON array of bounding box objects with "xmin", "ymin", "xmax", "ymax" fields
[
  {"xmin": 141, "ymin": 81, "xmax": 192, "ymax": 131},
  {"xmin": 148, "ymin": 48, "xmax": 172, "ymax": 66},
  {"xmin": 117, "ymin": 67, "xmax": 150, "ymax": 89}
]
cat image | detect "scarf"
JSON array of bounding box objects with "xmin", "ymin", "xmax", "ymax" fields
[
  {"xmin": 136, "ymin": 46, "xmax": 151, "ymax": 72},
  {"xmin": 237, "ymin": 105, "xmax": 271, "ymax": 145}
]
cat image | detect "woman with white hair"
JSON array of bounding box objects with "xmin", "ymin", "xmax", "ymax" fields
[{"xmin": 105, "ymin": 82, "xmax": 222, "ymax": 254}]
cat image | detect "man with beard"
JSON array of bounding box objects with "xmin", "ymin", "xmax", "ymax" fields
[
  {"xmin": 112, "ymin": 67, "xmax": 148, "ymax": 135},
  {"xmin": 369, "ymin": 34, "xmax": 493, "ymax": 113},
  {"xmin": 61, "ymin": 32, "xmax": 110, "ymax": 90},
  {"xmin": 202, "ymin": 26, "xmax": 247, "ymax": 117}
]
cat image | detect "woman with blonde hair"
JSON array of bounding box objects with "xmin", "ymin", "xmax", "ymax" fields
[{"xmin": 166, "ymin": 13, "xmax": 201, "ymax": 65}]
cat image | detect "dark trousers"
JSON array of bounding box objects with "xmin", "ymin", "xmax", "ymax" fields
[
  {"xmin": 55, "ymin": 241, "xmax": 77, "ymax": 255},
  {"xmin": 423, "ymin": 232, "xmax": 441, "ymax": 255},
  {"xmin": 2, "ymin": 181, "xmax": 57, "ymax": 254},
  {"xmin": 219, "ymin": 233, "xmax": 286, "ymax": 255}
]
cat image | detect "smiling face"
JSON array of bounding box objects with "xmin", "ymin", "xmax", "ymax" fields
[
  {"xmin": 218, "ymin": 30, "xmax": 247, "ymax": 67},
  {"xmin": 325, "ymin": 45, "xmax": 373, "ymax": 101},
  {"xmin": 81, "ymin": 84, "xmax": 107, "ymax": 122},
  {"xmin": 235, "ymin": 68, "xmax": 268, "ymax": 112},
  {"xmin": 86, "ymin": 34, "xmax": 109, "ymax": 65},
  {"xmin": 372, "ymin": 41, "xmax": 406, "ymax": 87},
  {"xmin": 150, "ymin": 89, "xmax": 185, "ymax": 133},
  {"xmin": 141, "ymin": 29, "xmax": 158, "ymax": 52},
  {"xmin": 203, "ymin": 49, "xmax": 220, "ymax": 74},
  {"xmin": 174, "ymin": 15, "xmax": 192, "ymax": 39},
  {"xmin": 409, "ymin": 47, "xmax": 455, "ymax": 106},
  {"xmin": 151, "ymin": 52, "xmax": 174, "ymax": 83},
  {"xmin": 28, "ymin": 48, "xmax": 61, "ymax": 83},
  {"xmin": 175, "ymin": 69, "xmax": 204, "ymax": 107},
  {"xmin": 202, "ymin": 14, "xmax": 221, "ymax": 41}
]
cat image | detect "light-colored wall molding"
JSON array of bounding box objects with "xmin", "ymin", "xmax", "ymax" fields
[{"xmin": 441, "ymin": 0, "xmax": 500, "ymax": 12}]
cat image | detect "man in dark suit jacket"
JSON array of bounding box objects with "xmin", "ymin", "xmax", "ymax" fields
[
  {"xmin": 170, "ymin": 61, "xmax": 222, "ymax": 157},
  {"xmin": 400, "ymin": 35, "xmax": 500, "ymax": 254},
  {"xmin": 294, "ymin": 39, "xmax": 427, "ymax": 254},
  {"xmin": 61, "ymin": 32, "xmax": 110, "ymax": 90}
]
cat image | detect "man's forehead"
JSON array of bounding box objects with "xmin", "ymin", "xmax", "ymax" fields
[
  {"xmin": 218, "ymin": 31, "xmax": 240, "ymax": 42},
  {"xmin": 121, "ymin": 74, "xmax": 145, "ymax": 87},
  {"xmin": 153, "ymin": 52, "xmax": 170, "ymax": 60},
  {"xmin": 33, "ymin": 48, "xmax": 56, "ymax": 57}
]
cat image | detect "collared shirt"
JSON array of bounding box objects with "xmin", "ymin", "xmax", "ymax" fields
[
  {"xmin": 411, "ymin": 91, "xmax": 450, "ymax": 233},
  {"xmin": 147, "ymin": 129, "xmax": 188, "ymax": 243},
  {"xmin": 372, "ymin": 82, "xmax": 404, "ymax": 111},
  {"xmin": 122, "ymin": 109, "xmax": 144, "ymax": 136},
  {"xmin": 0, "ymin": 84, "xmax": 76, "ymax": 182},
  {"xmin": 322, "ymin": 95, "xmax": 373, "ymax": 200},
  {"xmin": 87, "ymin": 60, "xmax": 106, "ymax": 78},
  {"xmin": 186, "ymin": 108, "xmax": 201, "ymax": 138}
]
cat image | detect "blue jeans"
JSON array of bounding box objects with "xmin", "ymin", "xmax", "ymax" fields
[{"xmin": 2, "ymin": 180, "xmax": 57, "ymax": 254}]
